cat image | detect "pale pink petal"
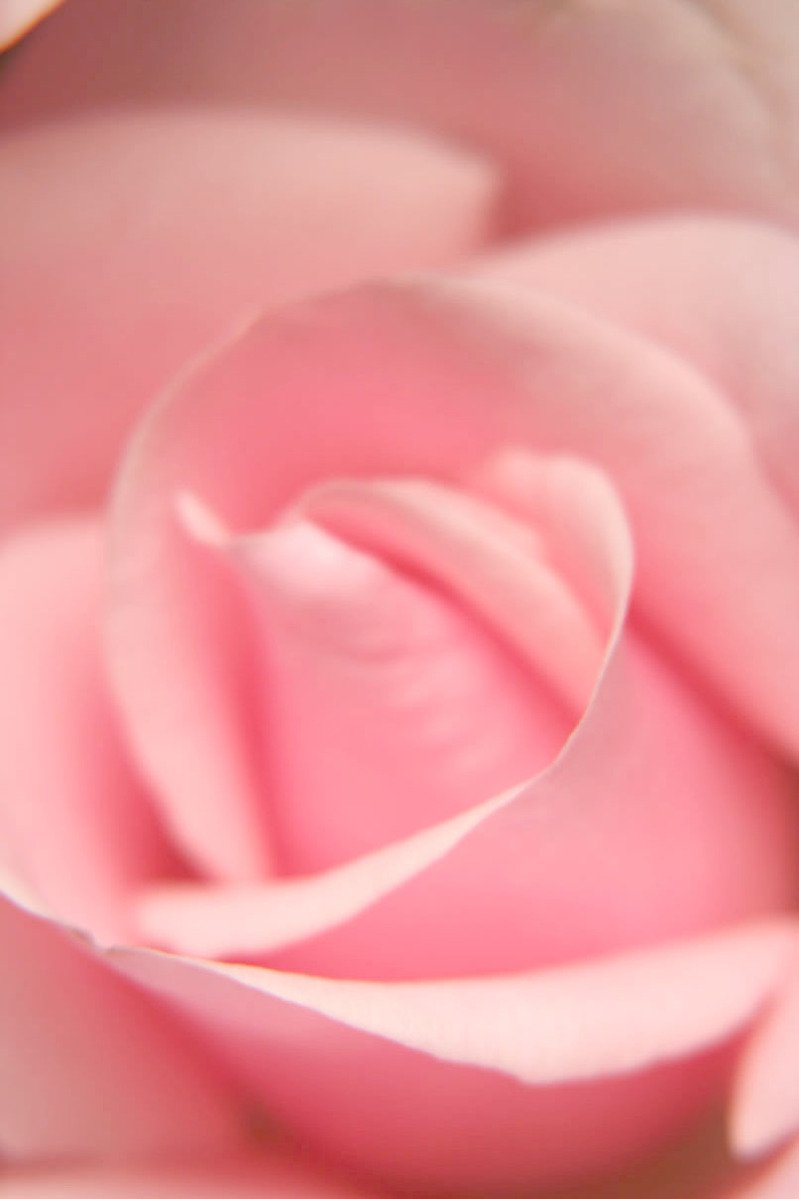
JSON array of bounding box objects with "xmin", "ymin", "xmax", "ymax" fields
[
  {"xmin": 132, "ymin": 456, "xmax": 621, "ymax": 959},
  {"xmin": 300, "ymin": 476, "xmax": 604, "ymax": 713},
  {"xmin": 0, "ymin": 886, "xmax": 242, "ymax": 1162},
  {"xmin": 0, "ymin": 518, "xmax": 172, "ymax": 940},
  {"xmin": 107, "ymin": 921, "xmax": 795, "ymax": 1191},
  {"xmin": 207, "ymin": 509, "xmax": 571, "ymax": 872},
  {"xmin": 0, "ymin": 0, "xmax": 61, "ymax": 48},
  {"xmin": 263, "ymin": 609, "xmax": 795, "ymax": 983},
  {"xmin": 477, "ymin": 214, "xmax": 799, "ymax": 522},
  {"xmin": 0, "ymin": 109, "xmax": 496, "ymax": 532},
  {"xmin": 112, "ymin": 921, "xmax": 795, "ymax": 1088},
  {"xmin": 731, "ymin": 949, "xmax": 799, "ymax": 1158},
  {"xmin": 4, "ymin": 1, "xmax": 799, "ymax": 229},
  {"xmin": 469, "ymin": 448, "xmax": 631, "ymax": 634},
  {"xmin": 134, "ymin": 784, "xmax": 524, "ymax": 960},
  {"xmin": 0, "ymin": 1157, "xmax": 372, "ymax": 1198}
]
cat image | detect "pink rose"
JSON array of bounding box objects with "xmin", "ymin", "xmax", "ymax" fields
[{"xmin": 3, "ymin": 4, "xmax": 799, "ymax": 1199}]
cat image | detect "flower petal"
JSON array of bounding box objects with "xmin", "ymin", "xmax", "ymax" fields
[
  {"xmin": 203, "ymin": 505, "xmax": 571, "ymax": 872},
  {"xmin": 0, "ymin": 109, "xmax": 496, "ymax": 532},
  {"xmin": 5, "ymin": 1, "xmax": 799, "ymax": 228},
  {"xmin": 300, "ymin": 474, "xmax": 604, "ymax": 713},
  {"xmin": 0, "ymin": 885, "xmax": 242, "ymax": 1163},
  {"xmin": 111, "ymin": 921, "xmax": 796, "ymax": 1089},
  {"xmin": 108, "ymin": 921, "xmax": 795, "ymax": 1191},
  {"xmin": 134, "ymin": 784, "xmax": 524, "ymax": 960},
  {"xmin": 477, "ymin": 214, "xmax": 799, "ymax": 523},
  {"xmin": 0, "ymin": 518, "xmax": 171, "ymax": 939}
]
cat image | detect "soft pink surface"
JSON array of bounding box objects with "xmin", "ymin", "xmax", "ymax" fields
[
  {"xmin": 109, "ymin": 923, "xmax": 792, "ymax": 1191},
  {"xmin": 0, "ymin": 884, "xmax": 241, "ymax": 1162},
  {"xmin": 0, "ymin": 110, "xmax": 495, "ymax": 532},
  {"xmin": 477, "ymin": 215, "xmax": 799, "ymax": 523},
  {"xmin": 4, "ymin": 1, "xmax": 799, "ymax": 231},
  {"xmin": 0, "ymin": 1157, "xmax": 372, "ymax": 1199},
  {"xmin": 719, "ymin": 1139, "xmax": 799, "ymax": 1199},
  {"xmin": 210, "ymin": 508, "xmax": 572, "ymax": 872},
  {"xmin": 0, "ymin": 519, "xmax": 171, "ymax": 937}
]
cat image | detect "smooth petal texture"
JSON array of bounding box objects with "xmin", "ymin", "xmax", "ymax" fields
[
  {"xmin": 108, "ymin": 922, "xmax": 793, "ymax": 1190},
  {"xmin": 202, "ymin": 507, "xmax": 570, "ymax": 872},
  {"xmin": 263, "ymin": 605, "xmax": 795, "ymax": 984},
  {"xmin": 731, "ymin": 949, "xmax": 799, "ymax": 1158},
  {"xmin": 477, "ymin": 214, "xmax": 799, "ymax": 521},
  {"xmin": 134, "ymin": 785, "xmax": 524, "ymax": 961},
  {"xmin": 300, "ymin": 475, "xmax": 603, "ymax": 713},
  {"xmin": 106, "ymin": 276, "xmax": 799, "ymax": 894},
  {"xmin": 0, "ymin": 886, "xmax": 242, "ymax": 1163},
  {"xmin": 111, "ymin": 921, "xmax": 795, "ymax": 1088},
  {"xmin": 5, "ymin": 1, "xmax": 799, "ymax": 230},
  {"xmin": 0, "ymin": 109, "xmax": 496, "ymax": 532},
  {"xmin": 0, "ymin": 1157, "xmax": 373, "ymax": 1199},
  {"xmin": 0, "ymin": 0, "xmax": 62, "ymax": 48},
  {"xmin": 0, "ymin": 518, "xmax": 171, "ymax": 939}
]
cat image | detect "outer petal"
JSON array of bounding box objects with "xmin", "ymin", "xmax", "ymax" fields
[
  {"xmin": 4, "ymin": 0, "xmax": 799, "ymax": 229},
  {"xmin": 0, "ymin": 883, "xmax": 242, "ymax": 1163},
  {"xmin": 0, "ymin": 109, "xmax": 496, "ymax": 531},
  {"xmin": 108, "ymin": 922, "xmax": 795, "ymax": 1191},
  {"xmin": 477, "ymin": 215, "xmax": 799, "ymax": 522}
]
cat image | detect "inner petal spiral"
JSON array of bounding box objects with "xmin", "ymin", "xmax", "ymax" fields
[{"xmin": 180, "ymin": 472, "xmax": 599, "ymax": 875}]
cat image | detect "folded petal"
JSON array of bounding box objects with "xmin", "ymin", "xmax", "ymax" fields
[
  {"xmin": 5, "ymin": 1, "xmax": 799, "ymax": 229},
  {"xmin": 192, "ymin": 502, "xmax": 570, "ymax": 872},
  {"xmin": 134, "ymin": 785, "xmax": 522, "ymax": 960},
  {"xmin": 112, "ymin": 920, "xmax": 795, "ymax": 1088},
  {"xmin": 0, "ymin": 886, "xmax": 242, "ymax": 1163},
  {"xmin": 477, "ymin": 214, "xmax": 799, "ymax": 522},
  {"xmin": 0, "ymin": 109, "xmax": 496, "ymax": 531},
  {"xmin": 300, "ymin": 475, "xmax": 603, "ymax": 713},
  {"xmin": 108, "ymin": 921, "xmax": 794, "ymax": 1190}
]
